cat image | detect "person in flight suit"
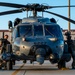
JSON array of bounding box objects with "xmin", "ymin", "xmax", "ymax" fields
[
  {"xmin": 0, "ymin": 35, "xmax": 10, "ymax": 69},
  {"xmin": 4, "ymin": 34, "xmax": 10, "ymax": 45},
  {"xmin": 65, "ymin": 31, "xmax": 75, "ymax": 69},
  {"xmin": 0, "ymin": 35, "xmax": 10, "ymax": 53}
]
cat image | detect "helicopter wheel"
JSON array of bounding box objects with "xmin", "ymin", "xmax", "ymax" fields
[{"xmin": 58, "ymin": 60, "xmax": 66, "ymax": 69}]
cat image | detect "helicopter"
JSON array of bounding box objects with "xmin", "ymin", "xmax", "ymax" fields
[{"xmin": 0, "ymin": 2, "xmax": 75, "ymax": 70}]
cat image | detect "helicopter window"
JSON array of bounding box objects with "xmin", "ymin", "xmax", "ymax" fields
[
  {"xmin": 12, "ymin": 27, "xmax": 19, "ymax": 41},
  {"xmin": 34, "ymin": 25, "xmax": 43, "ymax": 36},
  {"xmin": 18, "ymin": 25, "xmax": 32, "ymax": 37},
  {"xmin": 45, "ymin": 25, "xmax": 62, "ymax": 38}
]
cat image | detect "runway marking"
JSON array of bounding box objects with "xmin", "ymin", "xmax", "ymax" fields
[{"xmin": 11, "ymin": 64, "xmax": 25, "ymax": 75}]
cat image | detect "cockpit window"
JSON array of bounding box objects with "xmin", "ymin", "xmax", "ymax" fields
[
  {"xmin": 45, "ymin": 25, "xmax": 62, "ymax": 38},
  {"xmin": 34, "ymin": 25, "xmax": 43, "ymax": 36},
  {"xmin": 18, "ymin": 25, "xmax": 32, "ymax": 37}
]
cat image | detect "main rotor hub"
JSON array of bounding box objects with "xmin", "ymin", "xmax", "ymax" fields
[
  {"xmin": 24, "ymin": 4, "xmax": 48, "ymax": 17},
  {"xmin": 25, "ymin": 3, "xmax": 48, "ymax": 11}
]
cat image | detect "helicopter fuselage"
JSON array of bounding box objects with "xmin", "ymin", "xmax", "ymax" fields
[
  {"xmin": 0, "ymin": 2, "xmax": 74, "ymax": 70},
  {"xmin": 11, "ymin": 17, "xmax": 64, "ymax": 64}
]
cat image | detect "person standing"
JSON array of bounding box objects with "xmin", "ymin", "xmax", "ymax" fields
[
  {"xmin": 0, "ymin": 34, "xmax": 10, "ymax": 53},
  {"xmin": 65, "ymin": 31, "xmax": 75, "ymax": 69}
]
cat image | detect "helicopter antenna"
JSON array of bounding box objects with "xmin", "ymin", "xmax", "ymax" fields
[{"xmin": 68, "ymin": 0, "xmax": 71, "ymax": 31}]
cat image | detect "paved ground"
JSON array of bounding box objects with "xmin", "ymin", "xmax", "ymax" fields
[{"xmin": 0, "ymin": 59, "xmax": 75, "ymax": 75}]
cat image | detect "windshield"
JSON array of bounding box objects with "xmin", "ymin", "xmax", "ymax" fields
[
  {"xmin": 18, "ymin": 25, "xmax": 32, "ymax": 37},
  {"xmin": 34, "ymin": 25, "xmax": 43, "ymax": 36},
  {"xmin": 44, "ymin": 25, "xmax": 63, "ymax": 38}
]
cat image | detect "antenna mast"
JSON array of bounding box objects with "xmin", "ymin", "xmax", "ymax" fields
[{"xmin": 68, "ymin": 0, "xmax": 71, "ymax": 31}]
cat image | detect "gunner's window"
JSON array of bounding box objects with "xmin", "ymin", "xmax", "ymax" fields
[
  {"xmin": 18, "ymin": 25, "xmax": 32, "ymax": 37},
  {"xmin": 45, "ymin": 25, "xmax": 62, "ymax": 38}
]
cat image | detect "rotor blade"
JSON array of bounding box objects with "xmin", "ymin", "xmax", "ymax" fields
[
  {"xmin": 0, "ymin": 9, "xmax": 22, "ymax": 16},
  {"xmin": 44, "ymin": 11, "xmax": 75, "ymax": 24},
  {"xmin": 47, "ymin": 5, "xmax": 75, "ymax": 9},
  {"xmin": 0, "ymin": 2, "xmax": 26, "ymax": 8}
]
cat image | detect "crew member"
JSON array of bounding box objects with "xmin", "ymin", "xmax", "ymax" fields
[
  {"xmin": 0, "ymin": 35, "xmax": 10, "ymax": 69},
  {"xmin": 65, "ymin": 31, "xmax": 75, "ymax": 69},
  {"xmin": 0, "ymin": 35, "xmax": 10, "ymax": 53},
  {"xmin": 4, "ymin": 34, "xmax": 10, "ymax": 44}
]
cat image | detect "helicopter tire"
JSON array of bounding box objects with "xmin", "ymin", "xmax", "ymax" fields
[
  {"xmin": 58, "ymin": 60, "xmax": 66, "ymax": 69},
  {"xmin": 6, "ymin": 60, "xmax": 13, "ymax": 70}
]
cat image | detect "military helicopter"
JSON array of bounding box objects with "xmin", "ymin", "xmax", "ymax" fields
[{"xmin": 0, "ymin": 2, "xmax": 75, "ymax": 70}]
